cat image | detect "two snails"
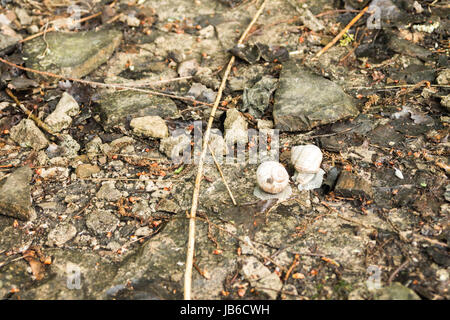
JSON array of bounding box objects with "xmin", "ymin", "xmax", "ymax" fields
[{"xmin": 254, "ymin": 144, "xmax": 324, "ymax": 199}]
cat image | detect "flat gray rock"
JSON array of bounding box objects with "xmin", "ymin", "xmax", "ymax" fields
[
  {"xmin": 0, "ymin": 166, "xmax": 33, "ymax": 220},
  {"xmin": 273, "ymin": 60, "xmax": 359, "ymax": 132},
  {"xmin": 23, "ymin": 28, "xmax": 122, "ymax": 80},
  {"xmin": 10, "ymin": 119, "xmax": 49, "ymax": 150},
  {"xmin": 95, "ymin": 90, "xmax": 179, "ymax": 130},
  {"xmin": 0, "ymin": 23, "xmax": 22, "ymax": 52}
]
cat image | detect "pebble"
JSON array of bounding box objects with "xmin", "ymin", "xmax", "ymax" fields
[
  {"xmin": 224, "ymin": 108, "xmax": 248, "ymax": 145},
  {"xmin": 10, "ymin": 119, "xmax": 49, "ymax": 150},
  {"xmin": 44, "ymin": 92, "xmax": 80, "ymax": 132},
  {"xmin": 86, "ymin": 210, "xmax": 119, "ymax": 235},
  {"xmin": 177, "ymin": 59, "xmax": 199, "ymax": 77},
  {"xmin": 75, "ymin": 164, "xmax": 101, "ymax": 179},
  {"xmin": 47, "ymin": 223, "xmax": 77, "ymax": 247},
  {"xmin": 0, "ymin": 166, "xmax": 34, "ymax": 220},
  {"xmin": 130, "ymin": 116, "xmax": 169, "ymax": 139},
  {"xmin": 96, "ymin": 182, "xmax": 122, "ymax": 202}
]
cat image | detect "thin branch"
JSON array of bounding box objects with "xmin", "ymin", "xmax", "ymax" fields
[
  {"xmin": 183, "ymin": 0, "xmax": 268, "ymax": 300},
  {"xmin": 315, "ymin": 6, "xmax": 369, "ymax": 58},
  {"xmin": 5, "ymin": 88, "xmax": 59, "ymax": 139},
  {"xmin": 207, "ymin": 143, "xmax": 237, "ymax": 206},
  {"xmin": 0, "ymin": 57, "xmax": 214, "ymax": 108},
  {"xmin": 19, "ymin": 12, "xmax": 103, "ymax": 43}
]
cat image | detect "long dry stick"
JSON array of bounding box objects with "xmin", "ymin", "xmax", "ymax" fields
[
  {"xmin": 315, "ymin": 6, "xmax": 369, "ymax": 58},
  {"xmin": 0, "ymin": 57, "xmax": 213, "ymax": 107},
  {"xmin": 19, "ymin": 12, "xmax": 103, "ymax": 43},
  {"xmin": 183, "ymin": 0, "xmax": 268, "ymax": 300},
  {"xmin": 207, "ymin": 143, "xmax": 237, "ymax": 206}
]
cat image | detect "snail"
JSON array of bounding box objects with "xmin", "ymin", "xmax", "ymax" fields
[
  {"xmin": 256, "ymin": 161, "xmax": 289, "ymax": 194},
  {"xmin": 291, "ymin": 144, "xmax": 324, "ymax": 190},
  {"xmin": 291, "ymin": 144, "xmax": 322, "ymax": 174}
]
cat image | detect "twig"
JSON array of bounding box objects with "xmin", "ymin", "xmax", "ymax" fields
[
  {"xmin": 0, "ymin": 58, "xmax": 214, "ymax": 108},
  {"xmin": 207, "ymin": 143, "xmax": 237, "ymax": 206},
  {"xmin": 183, "ymin": 0, "xmax": 268, "ymax": 300},
  {"xmin": 388, "ymin": 259, "xmax": 410, "ymax": 284},
  {"xmin": 284, "ymin": 254, "xmax": 300, "ymax": 281},
  {"xmin": 315, "ymin": 6, "xmax": 369, "ymax": 58},
  {"xmin": 19, "ymin": 12, "xmax": 103, "ymax": 43},
  {"xmin": 79, "ymin": 177, "xmax": 180, "ymax": 182},
  {"xmin": 244, "ymin": 236, "xmax": 287, "ymax": 272},
  {"xmin": 348, "ymin": 84, "xmax": 450, "ymax": 90},
  {"xmin": 5, "ymin": 88, "xmax": 59, "ymax": 139}
]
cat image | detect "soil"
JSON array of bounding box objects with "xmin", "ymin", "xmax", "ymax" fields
[{"xmin": 0, "ymin": 0, "xmax": 448, "ymax": 300}]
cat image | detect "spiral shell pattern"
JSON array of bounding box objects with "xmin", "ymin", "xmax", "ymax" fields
[{"xmin": 256, "ymin": 161, "xmax": 289, "ymax": 194}]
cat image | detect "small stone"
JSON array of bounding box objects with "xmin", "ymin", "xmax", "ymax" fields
[
  {"xmin": 27, "ymin": 25, "xmax": 39, "ymax": 34},
  {"xmin": 75, "ymin": 164, "xmax": 101, "ymax": 179},
  {"xmin": 207, "ymin": 132, "xmax": 228, "ymax": 158},
  {"xmin": 0, "ymin": 166, "xmax": 33, "ymax": 220},
  {"xmin": 177, "ymin": 59, "xmax": 199, "ymax": 77},
  {"xmin": 125, "ymin": 14, "xmax": 140, "ymax": 27},
  {"xmin": 334, "ymin": 171, "xmax": 373, "ymax": 199},
  {"xmin": 86, "ymin": 210, "xmax": 119, "ymax": 235},
  {"xmin": 40, "ymin": 167, "xmax": 70, "ymax": 180},
  {"xmin": 394, "ymin": 168, "xmax": 404, "ymax": 180},
  {"xmin": 0, "ymin": 23, "xmax": 22, "ymax": 51},
  {"xmin": 444, "ymin": 184, "xmax": 450, "ymax": 202},
  {"xmin": 441, "ymin": 95, "xmax": 450, "ymax": 112},
  {"xmin": 242, "ymin": 76, "xmax": 278, "ymax": 118},
  {"xmin": 15, "ymin": 8, "xmax": 32, "ymax": 25},
  {"xmin": 44, "ymin": 92, "xmax": 80, "ymax": 132},
  {"xmin": 135, "ymin": 226, "xmax": 152, "ymax": 237},
  {"xmin": 131, "ymin": 201, "xmax": 152, "ymax": 221},
  {"xmin": 375, "ymin": 282, "xmax": 421, "ymax": 300},
  {"xmin": 298, "ymin": 8, "xmax": 324, "ymax": 32},
  {"xmin": 224, "ymin": 108, "xmax": 248, "ymax": 145},
  {"xmin": 436, "ymin": 269, "xmax": 448, "ymax": 282},
  {"xmin": 198, "ymin": 25, "xmax": 215, "ymax": 39},
  {"xmin": 106, "ymin": 241, "xmax": 122, "ymax": 252},
  {"xmin": 10, "ymin": 119, "xmax": 49, "ymax": 150},
  {"xmin": 130, "ymin": 116, "xmax": 169, "ymax": 139},
  {"xmin": 58, "ymin": 134, "xmax": 80, "ymax": 158},
  {"xmin": 413, "ymin": 1, "xmax": 423, "ymax": 13},
  {"xmin": 86, "ymin": 136, "xmax": 103, "ymax": 159},
  {"xmin": 436, "ymin": 69, "xmax": 450, "ymax": 85},
  {"xmin": 156, "ymin": 198, "xmax": 179, "ymax": 213},
  {"xmin": 47, "ymin": 223, "xmax": 77, "ymax": 247},
  {"xmin": 96, "ymin": 182, "xmax": 122, "ymax": 202},
  {"xmin": 257, "ymin": 119, "xmax": 274, "ymax": 130},
  {"xmin": 159, "ymin": 134, "xmax": 191, "ymax": 163},
  {"xmin": 187, "ymin": 83, "xmax": 217, "ymax": 103},
  {"xmin": 241, "ymin": 255, "xmax": 282, "ymax": 300}
]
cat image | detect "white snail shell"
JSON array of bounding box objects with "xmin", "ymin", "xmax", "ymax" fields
[
  {"xmin": 256, "ymin": 161, "xmax": 289, "ymax": 194},
  {"xmin": 291, "ymin": 144, "xmax": 323, "ymax": 174}
]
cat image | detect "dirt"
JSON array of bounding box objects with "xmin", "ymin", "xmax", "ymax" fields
[{"xmin": 0, "ymin": 0, "xmax": 448, "ymax": 300}]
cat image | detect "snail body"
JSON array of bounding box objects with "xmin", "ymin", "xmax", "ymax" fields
[{"xmin": 256, "ymin": 161, "xmax": 289, "ymax": 194}]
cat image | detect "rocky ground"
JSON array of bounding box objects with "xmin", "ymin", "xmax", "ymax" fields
[{"xmin": 0, "ymin": 0, "xmax": 448, "ymax": 300}]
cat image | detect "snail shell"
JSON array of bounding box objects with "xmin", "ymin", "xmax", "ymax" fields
[
  {"xmin": 256, "ymin": 161, "xmax": 289, "ymax": 194},
  {"xmin": 291, "ymin": 144, "xmax": 323, "ymax": 174}
]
